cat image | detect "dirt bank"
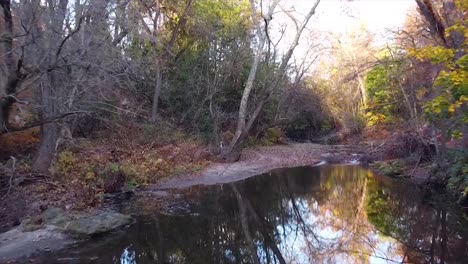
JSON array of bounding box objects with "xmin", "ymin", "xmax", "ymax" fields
[{"xmin": 151, "ymin": 143, "xmax": 366, "ymax": 189}]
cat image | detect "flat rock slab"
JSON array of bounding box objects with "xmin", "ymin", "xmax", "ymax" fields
[
  {"xmin": 55, "ymin": 212, "xmax": 133, "ymax": 236},
  {"xmin": 40, "ymin": 208, "xmax": 133, "ymax": 236},
  {"xmin": 0, "ymin": 225, "xmax": 71, "ymax": 261},
  {"xmin": 0, "ymin": 208, "xmax": 133, "ymax": 261}
]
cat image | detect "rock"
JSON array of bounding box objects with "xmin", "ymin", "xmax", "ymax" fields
[
  {"xmin": 48, "ymin": 213, "xmax": 70, "ymax": 227},
  {"xmin": 42, "ymin": 207, "xmax": 65, "ymax": 221},
  {"xmin": 0, "ymin": 225, "xmax": 72, "ymax": 261},
  {"xmin": 56, "ymin": 211, "xmax": 133, "ymax": 236},
  {"xmin": 1, "ymin": 209, "xmax": 132, "ymax": 260},
  {"xmin": 19, "ymin": 217, "xmax": 44, "ymax": 232},
  {"xmin": 38, "ymin": 207, "xmax": 133, "ymax": 236}
]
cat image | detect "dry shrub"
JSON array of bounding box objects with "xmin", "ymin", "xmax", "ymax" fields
[
  {"xmin": 0, "ymin": 128, "xmax": 40, "ymax": 160},
  {"xmin": 119, "ymin": 141, "xmax": 211, "ymax": 185},
  {"xmin": 261, "ymin": 127, "xmax": 284, "ymax": 145},
  {"xmin": 370, "ymin": 131, "xmax": 429, "ymax": 161}
]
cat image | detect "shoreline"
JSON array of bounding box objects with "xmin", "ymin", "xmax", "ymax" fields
[
  {"xmin": 0, "ymin": 142, "xmax": 458, "ymax": 261},
  {"xmin": 150, "ymin": 143, "xmax": 366, "ymax": 189}
]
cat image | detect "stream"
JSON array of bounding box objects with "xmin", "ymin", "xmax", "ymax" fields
[{"xmin": 29, "ymin": 165, "xmax": 468, "ymax": 263}]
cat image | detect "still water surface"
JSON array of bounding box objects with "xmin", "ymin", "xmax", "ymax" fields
[{"xmin": 34, "ymin": 165, "xmax": 468, "ymax": 263}]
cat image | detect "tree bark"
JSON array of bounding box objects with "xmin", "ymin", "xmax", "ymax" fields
[
  {"xmin": 222, "ymin": 98, "xmax": 267, "ymax": 162},
  {"xmin": 32, "ymin": 73, "xmax": 61, "ymax": 173},
  {"xmin": 415, "ymin": 0, "xmax": 448, "ymax": 46},
  {"xmin": 231, "ymin": 0, "xmax": 274, "ymax": 144},
  {"xmin": 32, "ymin": 0, "xmax": 68, "ymax": 173},
  {"xmin": 0, "ymin": 0, "xmax": 20, "ymax": 133},
  {"xmin": 151, "ymin": 59, "xmax": 162, "ymax": 123},
  {"xmin": 32, "ymin": 122, "xmax": 59, "ymax": 173}
]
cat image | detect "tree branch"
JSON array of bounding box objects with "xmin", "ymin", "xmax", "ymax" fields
[{"xmin": 2, "ymin": 111, "xmax": 88, "ymax": 133}]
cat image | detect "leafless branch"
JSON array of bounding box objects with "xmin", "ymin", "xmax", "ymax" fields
[{"xmin": 1, "ymin": 156, "xmax": 17, "ymax": 199}]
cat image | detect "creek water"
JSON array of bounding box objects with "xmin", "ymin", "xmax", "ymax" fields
[{"xmin": 31, "ymin": 165, "xmax": 468, "ymax": 263}]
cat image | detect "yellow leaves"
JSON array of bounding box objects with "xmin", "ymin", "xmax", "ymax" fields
[
  {"xmin": 413, "ymin": 21, "xmax": 467, "ymax": 124},
  {"xmin": 85, "ymin": 172, "xmax": 95, "ymax": 180},
  {"xmin": 365, "ymin": 112, "xmax": 387, "ymax": 126},
  {"xmin": 453, "ymin": 70, "xmax": 468, "ymax": 85},
  {"xmin": 451, "ymin": 129, "xmax": 463, "ymax": 139},
  {"xmin": 460, "ymin": 95, "xmax": 468, "ymax": 103},
  {"xmin": 56, "ymin": 150, "xmax": 78, "ymax": 175},
  {"xmin": 446, "ymin": 23, "xmax": 467, "ymax": 38},
  {"xmin": 416, "ymin": 87, "xmax": 428, "ymax": 100},
  {"xmin": 332, "ymin": 209, "xmax": 339, "ymax": 216},
  {"xmin": 423, "ymin": 95, "xmax": 451, "ymax": 121},
  {"xmin": 449, "ymin": 97, "xmax": 467, "ymax": 113},
  {"xmin": 409, "ymin": 46, "xmax": 456, "ymax": 64},
  {"xmin": 448, "ymin": 104, "xmax": 456, "ymax": 113},
  {"xmin": 455, "ymin": 0, "xmax": 468, "ymax": 11}
]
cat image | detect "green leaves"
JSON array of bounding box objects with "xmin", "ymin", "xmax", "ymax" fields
[
  {"xmin": 423, "ymin": 95, "xmax": 451, "ymax": 121},
  {"xmin": 364, "ymin": 60, "xmax": 404, "ymax": 126}
]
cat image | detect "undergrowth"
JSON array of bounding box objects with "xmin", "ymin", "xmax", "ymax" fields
[
  {"xmin": 443, "ymin": 149, "xmax": 468, "ymax": 203},
  {"xmin": 52, "ymin": 121, "xmax": 211, "ymax": 208}
]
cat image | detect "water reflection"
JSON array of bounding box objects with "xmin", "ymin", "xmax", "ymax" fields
[{"xmin": 36, "ymin": 165, "xmax": 468, "ymax": 263}]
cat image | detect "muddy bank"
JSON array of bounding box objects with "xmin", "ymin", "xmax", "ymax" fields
[{"xmin": 151, "ymin": 143, "xmax": 366, "ymax": 189}]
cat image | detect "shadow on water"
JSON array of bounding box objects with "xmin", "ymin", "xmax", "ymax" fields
[{"xmin": 32, "ymin": 165, "xmax": 468, "ymax": 263}]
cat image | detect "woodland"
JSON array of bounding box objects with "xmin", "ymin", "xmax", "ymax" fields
[{"xmin": 0, "ymin": 0, "xmax": 467, "ymax": 234}]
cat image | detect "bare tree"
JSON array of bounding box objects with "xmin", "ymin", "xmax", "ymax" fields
[
  {"xmin": 135, "ymin": 0, "xmax": 195, "ymax": 123},
  {"xmin": 222, "ymin": 0, "xmax": 321, "ymax": 161}
]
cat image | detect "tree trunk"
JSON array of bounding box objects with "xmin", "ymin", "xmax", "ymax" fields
[
  {"xmin": 0, "ymin": 0, "xmax": 20, "ymax": 134},
  {"xmin": 151, "ymin": 59, "xmax": 162, "ymax": 123},
  {"xmin": 32, "ymin": 0, "xmax": 68, "ymax": 173},
  {"xmin": 415, "ymin": 0, "xmax": 448, "ymax": 46},
  {"xmin": 230, "ymin": 0, "xmax": 278, "ymax": 145},
  {"xmin": 32, "ymin": 73, "xmax": 61, "ymax": 173},
  {"xmin": 231, "ymin": 44, "xmax": 264, "ymax": 143},
  {"xmin": 222, "ymin": 98, "xmax": 267, "ymax": 162},
  {"xmin": 398, "ymin": 81, "xmax": 415, "ymax": 120},
  {"xmin": 148, "ymin": 0, "xmax": 194, "ymax": 124},
  {"xmin": 0, "ymin": 96, "xmax": 15, "ymax": 133},
  {"xmin": 357, "ymin": 74, "xmax": 367, "ymax": 110},
  {"xmin": 32, "ymin": 122, "xmax": 59, "ymax": 173}
]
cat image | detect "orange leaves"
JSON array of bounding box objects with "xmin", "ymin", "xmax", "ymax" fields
[{"xmin": 0, "ymin": 128, "xmax": 40, "ymax": 160}]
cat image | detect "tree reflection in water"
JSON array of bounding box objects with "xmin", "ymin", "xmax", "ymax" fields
[{"xmin": 39, "ymin": 165, "xmax": 468, "ymax": 264}]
